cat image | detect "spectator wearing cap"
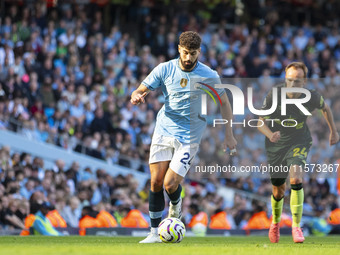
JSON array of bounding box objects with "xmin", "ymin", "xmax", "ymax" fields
[{"xmin": 32, "ymin": 201, "xmax": 62, "ymax": 236}]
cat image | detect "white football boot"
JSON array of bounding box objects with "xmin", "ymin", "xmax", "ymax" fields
[{"xmin": 139, "ymin": 228, "xmax": 162, "ymax": 243}]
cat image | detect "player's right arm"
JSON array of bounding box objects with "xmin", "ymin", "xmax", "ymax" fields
[
  {"xmin": 131, "ymin": 63, "xmax": 164, "ymax": 105},
  {"xmin": 257, "ymin": 117, "xmax": 281, "ymax": 143},
  {"xmin": 130, "ymin": 84, "xmax": 150, "ymax": 105}
]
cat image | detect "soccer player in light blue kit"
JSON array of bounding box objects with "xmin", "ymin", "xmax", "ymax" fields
[{"xmin": 131, "ymin": 31, "xmax": 237, "ymax": 243}]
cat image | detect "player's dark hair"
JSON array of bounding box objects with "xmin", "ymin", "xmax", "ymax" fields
[
  {"xmin": 285, "ymin": 62, "xmax": 308, "ymax": 78},
  {"xmin": 179, "ymin": 31, "xmax": 201, "ymax": 50}
]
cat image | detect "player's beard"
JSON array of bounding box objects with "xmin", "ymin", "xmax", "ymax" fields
[{"xmin": 180, "ymin": 58, "xmax": 197, "ymax": 71}]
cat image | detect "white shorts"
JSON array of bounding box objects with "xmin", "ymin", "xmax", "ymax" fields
[{"xmin": 149, "ymin": 134, "xmax": 199, "ymax": 177}]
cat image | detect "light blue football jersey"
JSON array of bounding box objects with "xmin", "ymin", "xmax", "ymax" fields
[{"xmin": 142, "ymin": 58, "xmax": 225, "ymax": 144}]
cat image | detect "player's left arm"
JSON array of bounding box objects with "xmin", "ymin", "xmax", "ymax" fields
[
  {"xmin": 220, "ymin": 92, "xmax": 237, "ymax": 154},
  {"xmin": 321, "ymin": 103, "xmax": 339, "ymax": 145}
]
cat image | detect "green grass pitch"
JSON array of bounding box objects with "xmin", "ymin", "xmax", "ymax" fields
[{"xmin": 0, "ymin": 236, "xmax": 339, "ymax": 255}]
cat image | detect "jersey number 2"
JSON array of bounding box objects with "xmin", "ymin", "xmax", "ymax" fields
[{"xmin": 180, "ymin": 153, "xmax": 191, "ymax": 165}]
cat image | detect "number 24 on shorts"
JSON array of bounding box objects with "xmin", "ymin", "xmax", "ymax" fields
[{"xmin": 293, "ymin": 147, "xmax": 307, "ymax": 157}]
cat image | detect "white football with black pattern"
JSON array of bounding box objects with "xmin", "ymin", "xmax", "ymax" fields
[{"xmin": 158, "ymin": 217, "xmax": 186, "ymax": 243}]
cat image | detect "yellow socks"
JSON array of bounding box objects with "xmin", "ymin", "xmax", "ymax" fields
[
  {"xmin": 271, "ymin": 195, "xmax": 284, "ymax": 224},
  {"xmin": 290, "ymin": 185, "xmax": 304, "ymax": 228}
]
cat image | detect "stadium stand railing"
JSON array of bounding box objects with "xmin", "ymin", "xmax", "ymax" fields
[
  {"xmin": 2, "ymin": 116, "xmax": 149, "ymax": 173},
  {"xmin": 0, "ymin": 129, "xmax": 149, "ymax": 190}
]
